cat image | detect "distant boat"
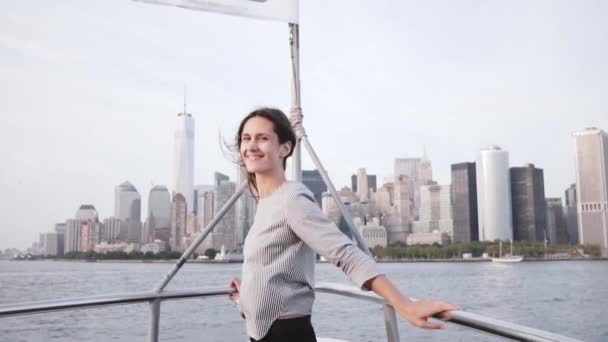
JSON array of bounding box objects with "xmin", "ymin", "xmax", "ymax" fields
[
  {"xmin": 213, "ymin": 245, "xmax": 243, "ymax": 262},
  {"xmin": 491, "ymin": 240, "xmax": 523, "ymax": 263}
]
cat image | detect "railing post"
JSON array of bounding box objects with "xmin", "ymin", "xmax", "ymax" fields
[
  {"xmin": 299, "ymin": 136, "xmax": 372, "ymax": 255},
  {"xmin": 383, "ymin": 304, "xmax": 400, "ymax": 342},
  {"xmin": 147, "ymin": 299, "xmax": 161, "ymax": 342},
  {"xmin": 154, "ymin": 184, "xmax": 246, "ymax": 293}
]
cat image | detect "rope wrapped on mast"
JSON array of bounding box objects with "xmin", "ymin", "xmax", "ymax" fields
[
  {"xmin": 289, "ymin": 23, "xmax": 305, "ymax": 140},
  {"xmin": 290, "ymin": 106, "xmax": 306, "ymax": 139}
]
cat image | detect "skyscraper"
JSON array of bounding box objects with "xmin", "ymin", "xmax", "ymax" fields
[
  {"xmin": 302, "ymin": 169, "xmax": 327, "ymax": 207},
  {"xmin": 375, "ymin": 182, "xmax": 394, "ymax": 215},
  {"xmin": 79, "ymin": 221, "xmax": 97, "ymax": 252},
  {"xmin": 76, "ymin": 204, "xmax": 99, "ymax": 221},
  {"xmin": 236, "ymin": 169, "xmax": 256, "ymax": 248},
  {"xmin": 356, "ymin": 168, "xmax": 370, "ymax": 202},
  {"xmin": 412, "ymin": 185, "xmax": 453, "ymax": 238},
  {"xmin": 115, "ymin": 181, "xmax": 142, "ymax": 243},
  {"xmin": 115, "ymin": 181, "xmax": 141, "ymax": 222},
  {"xmin": 321, "ymin": 188, "xmax": 363, "ymax": 239},
  {"xmin": 394, "ymin": 158, "xmax": 420, "ymax": 212},
  {"xmin": 546, "ymin": 198, "xmax": 569, "ymax": 244},
  {"xmin": 41, "ymin": 232, "xmax": 58, "ymax": 257},
  {"xmin": 394, "ymin": 156, "xmax": 433, "ymax": 219},
  {"xmin": 102, "ymin": 217, "xmax": 122, "ymax": 243},
  {"xmin": 368, "ymin": 175, "xmax": 377, "ymax": 193},
  {"xmin": 194, "ymin": 184, "xmax": 215, "ymax": 216},
  {"xmin": 385, "ymin": 175, "xmax": 414, "ymax": 243},
  {"xmin": 198, "ymin": 190, "xmax": 215, "ymax": 229},
  {"xmin": 54, "ymin": 223, "xmax": 66, "ymax": 257},
  {"xmin": 170, "ymin": 193, "xmax": 187, "ymax": 252},
  {"xmin": 351, "ymin": 174, "xmax": 377, "ymax": 194},
  {"xmin": 65, "ymin": 219, "xmax": 81, "ymax": 254},
  {"xmin": 573, "ymin": 128, "xmax": 608, "ymax": 255},
  {"xmin": 65, "ymin": 205, "xmax": 99, "ymax": 254},
  {"xmin": 510, "ymin": 164, "xmax": 547, "ymax": 242},
  {"xmin": 214, "ymin": 172, "xmax": 230, "ymax": 187},
  {"xmin": 451, "ymin": 162, "xmax": 478, "ymax": 242},
  {"xmin": 215, "ymin": 178, "xmax": 237, "ymax": 251},
  {"xmin": 173, "ymin": 109, "xmax": 195, "ymax": 212},
  {"xmin": 394, "ymin": 158, "xmax": 421, "ymax": 184},
  {"xmin": 420, "ymin": 151, "xmax": 433, "ymax": 186},
  {"xmin": 477, "ymin": 146, "xmax": 513, "ymax": 241},
  {"xmin": 145, "ymin": 185, "xmax": 171, "ymax": 242},
  {"xmin": 564, "ymin": 183, "xmax": 579, "ymax": 244},
  {"xmin": 211, "ymin": 172, "xmax": 234, "ymax": 250},
  {"xmin": 197, "ymin": 190, "xmax": 216, "ymax": 252}
]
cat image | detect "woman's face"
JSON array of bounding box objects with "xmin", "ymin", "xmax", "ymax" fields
[{"xmin": 240, "ymin": 116, "xmax": 291, "ymax": 175}]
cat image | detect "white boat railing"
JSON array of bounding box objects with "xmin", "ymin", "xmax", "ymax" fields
[{"xmin": 0, "ymin": 282, "xmax": 583, "ymax": 342}]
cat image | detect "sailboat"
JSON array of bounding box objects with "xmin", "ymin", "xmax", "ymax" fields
[{"xmin": 491, "ymin": 240, "xmax": 524, "ymax": 263}]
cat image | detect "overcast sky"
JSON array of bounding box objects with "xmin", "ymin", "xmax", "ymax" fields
[{"xmin": 1, "ymin": 0, "xmax": 607, "ymax": 250}]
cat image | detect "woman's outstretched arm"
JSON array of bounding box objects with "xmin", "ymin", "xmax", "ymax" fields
[{"xmin": 286, "ymin": 187, "xmax": 460, "ymax": 329}]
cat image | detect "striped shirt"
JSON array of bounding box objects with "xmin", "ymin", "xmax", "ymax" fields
[{"xmin": 240, "ymin": 181, "xmax": 382, "ymax": 340}]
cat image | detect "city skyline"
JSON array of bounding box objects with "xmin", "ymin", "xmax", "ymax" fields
[
  {"xmin": 3, "ymin": 123, "xmax": 606, "ymax": 251},
  {"xmin": 2, "ymin": 0, "xmax": 608, "ymax": 249}
]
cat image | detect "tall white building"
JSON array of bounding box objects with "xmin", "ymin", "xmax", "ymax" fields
[
  {"xmin": 573, "ymin": 128, "xmax": 608, "ymax": 256},
  {"xmin": 173, "ymin": 111, "xmax": 195, "ymax": 212},
  {"xmin": 476, "ymin": 145, "xmax": 513, "ymax": 241},
  {"xmin": 357, "ymin": 168, "xmax": 370, "ymax": 202}
]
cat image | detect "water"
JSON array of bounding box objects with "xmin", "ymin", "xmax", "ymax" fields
[{"xmin": 0, "ymin": 260, "xmax": 606, "ymax": 342}]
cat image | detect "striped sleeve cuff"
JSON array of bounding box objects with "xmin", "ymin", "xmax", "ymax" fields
[{"xmin": 345, "ymin": 249, "xmax": 384, "ymax": 291}]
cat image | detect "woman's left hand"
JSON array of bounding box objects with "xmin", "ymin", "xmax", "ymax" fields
[{"xmin": 228, "ymin": 277, "xmax": 241, "ymax": 303}]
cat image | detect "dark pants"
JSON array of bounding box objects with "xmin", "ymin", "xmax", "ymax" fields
[{"xmin": 250, "ymin": 315, "xmax": 316, "ymax": 342}]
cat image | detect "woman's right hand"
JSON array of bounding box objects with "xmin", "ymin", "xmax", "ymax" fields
[
  {"xmin": 228, "ymin": 277, "xmax": 241, "ymax": 303},
  {"xmin": 366, "ymin": 275, "xmax": 459, "ymax": 330},
  {"xmin": 395, "ymin": 299, "xmax": 459, "ymax": 329}
]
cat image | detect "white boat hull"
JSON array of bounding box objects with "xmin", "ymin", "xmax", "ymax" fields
[{"xmin": 491, "ymin": 256, "xmax": 524, "ymax": 263}]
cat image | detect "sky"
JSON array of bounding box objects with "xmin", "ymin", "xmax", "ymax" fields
[{"xmin": 1, "ymin": 0, "xmax": 607, "ymax": 250}]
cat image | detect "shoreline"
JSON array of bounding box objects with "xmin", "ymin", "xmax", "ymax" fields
[
  {"xmin": 5, "ymin": 257, "xmax": 607, "ymax": 264},
  {"xmin": 374, "ymin": 257, "xmax": 608, "ymax": 263}
]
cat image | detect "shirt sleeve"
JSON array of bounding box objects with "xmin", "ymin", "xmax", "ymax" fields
[{"xmin": 285, "ymin": 189, "xmax": 383, "ymax": 290}]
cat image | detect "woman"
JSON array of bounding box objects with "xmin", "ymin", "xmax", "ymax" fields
[{"xmin": 229, "ymin": 107, "xmax": 459, "ymax": 342}]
